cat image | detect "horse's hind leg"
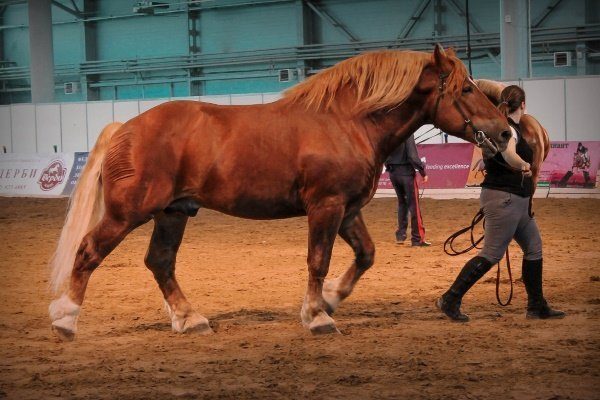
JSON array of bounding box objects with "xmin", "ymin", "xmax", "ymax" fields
[
  {"xmin": 144, "ymin": 212, "xmax": 212, "ymax": 334},
  {"xmin": 50, "ymin": 215, "xmax": 133, "ymax": 341},
  {"xmin": 322, "ymin": 212, "xmax": 375, "ymax": 314}
]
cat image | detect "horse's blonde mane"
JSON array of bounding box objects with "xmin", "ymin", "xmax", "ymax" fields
[
  {"xmin": 475, "ymin": 79, "xmax": 505, "ymax": 105},
  {"xmin": 283, "ymin": 50, "xmax": 467, "ymax": 114}
]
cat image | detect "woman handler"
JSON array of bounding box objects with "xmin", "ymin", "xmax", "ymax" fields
[{"xmin": 437, "ymin": 85, "xmax": 565, "ymax": 322}]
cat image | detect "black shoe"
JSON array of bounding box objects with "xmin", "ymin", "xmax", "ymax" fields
[
  {"xmin": 436, "ymin": 296, "xmax": 469, "ymax": 322},
  {"xmin": 526, "ymin": 301, "xmax": 566, "ymax": 319},
  {"xmin": 396, "ymin": 236, "xmax": 407, "ymax": 244},
  {"xmin": 438, "ymin": 256, "xmax": 494, "ymax": 322},
  {"xmin": 522, "ymin": 258, "xmax": 566, "ymax": 320},
  {"xmin": 412, "ymin": 241, "xmax": 431, "ymax": 247}
]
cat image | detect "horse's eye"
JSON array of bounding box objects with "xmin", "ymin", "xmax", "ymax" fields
[{"xmin": 462, "ymin": 86, "xmax": 473, "ymax": 94}]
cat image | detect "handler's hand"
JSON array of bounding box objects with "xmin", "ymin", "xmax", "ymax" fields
[
  {"xmin": 422, "ymin": 175, "xmax": 429, "ymax": 183},
  {"xmin": 522, "ymin": 163, "xmax": 533, "ymax": 177}
]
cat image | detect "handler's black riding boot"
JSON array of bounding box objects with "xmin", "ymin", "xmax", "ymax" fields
[
  {"xmin": 522, "ymin": 259, "xmax": 565, "ymax": 319},
  {"xmin": 437, "ymin": 256, "xmax": 494, "ymax": 322}
]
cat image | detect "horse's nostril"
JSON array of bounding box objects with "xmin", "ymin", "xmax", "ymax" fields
[{"xmin": 501, "ymin": 130, "xmax": 511, "ymax": 140}]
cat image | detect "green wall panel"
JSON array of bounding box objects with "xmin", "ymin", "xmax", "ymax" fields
[
  {"xmin": 204, "ymin": 76, "xmax": 294, "ymax": 95},
  {"xmin": 96, "ymin": 15, "xmax": 188, "ymax": 59},
  {"xmin": 0, "ymin": 0, "xmax": 598, "ymax": 104},
  {"xmin": 200, "ymin": 3, "xmax": 297, "ymax": 53}
]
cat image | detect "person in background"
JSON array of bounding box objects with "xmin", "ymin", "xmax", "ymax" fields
[
  {"xmin": 385, "ymin": 134, "xmax": 430, "ymax": 247},
  {"xmin": 437, "ymin": 85, "xmax": 565, "ymax": 322}
]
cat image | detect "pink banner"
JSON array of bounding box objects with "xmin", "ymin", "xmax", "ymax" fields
[
  {"xmin": 378, "ymin": 143, "xmax": 475, "ymax": 190},
  {"xmin": 539, "ymin": 141, "xmax": 599, "ymax": 188},
  {"xmin": 378, "ymin": 141, "xmax": 599, "ymax": 191}
]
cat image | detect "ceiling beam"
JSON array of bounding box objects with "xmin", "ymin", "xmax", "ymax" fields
[
  {"xmin": 532, "ymin": 0, "xmax": 564, "ymax": 28},
  {"xmin": 397, "ymin": 0, "xmax": 431, "ymax": 39},
  {"xmin": 51, "ymin": 0, "xmax": 83, "ymax": 18},
  {"xmin": 305, "ymin": 0, "xmax": 358, "ymax": 42}
]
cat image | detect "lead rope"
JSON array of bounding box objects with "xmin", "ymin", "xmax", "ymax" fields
[
  {"xmin": 444, "ymin": 209, "xmax": 513, "ymax": 306},
  {"xmin": 496, "ymin": 249, "xmax": 513, "ymax": 306}
]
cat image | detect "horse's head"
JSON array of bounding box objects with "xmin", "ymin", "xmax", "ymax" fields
[{"xmin": 419, "ymin": 45, "xmax": 511, "ymax": 154}]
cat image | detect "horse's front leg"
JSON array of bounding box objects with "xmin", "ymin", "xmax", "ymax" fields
[
  {"xmin": 300, "ymin": 200, "xmax": 345, "ymax": 334},
  {"xmin": 322, "ymin": 212, "xmax": 375, "ymax": 314}
]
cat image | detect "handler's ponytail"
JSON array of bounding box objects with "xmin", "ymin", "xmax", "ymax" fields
[{"xmin": 498, "ymin": 85, "xmax": 525, "ymax": 117}]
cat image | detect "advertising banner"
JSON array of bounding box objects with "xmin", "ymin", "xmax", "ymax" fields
[
  {"xmin": 379, "ymin": 141, "xmax": 600, "ymax": 191},
  {"xmin": 0, "ymin": 153, "xmax": 75, "ymax": 197},
  {"xmin": 418, "ymin": 143, "xmax": 474, "ymax": 188},
  {"xmin": 377, "ymin": 143, "xmax": 474, "ymax": 190},
  {"xmin": 538, "ymin": 141, "xmax": 599, "ymax": 188}
]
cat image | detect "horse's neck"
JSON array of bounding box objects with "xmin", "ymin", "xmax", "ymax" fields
[
  {"xmin": 324, "ymin": 86, "xmax": 428, "ymax": 161},
  {"xmin": 365, "ymin": 106, "xmax": 427, "ymax": 163}
]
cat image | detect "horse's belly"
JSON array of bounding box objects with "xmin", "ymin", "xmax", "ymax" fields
[
  {"xmin": 197, "ymin": 190, "xmax": 305, "ymax": 220},
  {"xmin": 209, "ymin": 199, "xmax": 305, "ymax": 220}
]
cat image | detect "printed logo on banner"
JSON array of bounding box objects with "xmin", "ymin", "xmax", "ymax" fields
[
  {"xmin": 38, "ymin": 159, "xmax": 67, "ymax": 191},
  {"xmin": 61, "ymin": 152, "xmax": 89, "ymax": 196}
]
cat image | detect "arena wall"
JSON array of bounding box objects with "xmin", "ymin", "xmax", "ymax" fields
[{"xmin": 0, "ymin": 76, "xmax": 599, "ymax": 154}]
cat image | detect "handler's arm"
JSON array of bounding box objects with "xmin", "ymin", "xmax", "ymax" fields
[{"xmin": 501, "ymin": 130, "xmax": 532, "ymax": 175}]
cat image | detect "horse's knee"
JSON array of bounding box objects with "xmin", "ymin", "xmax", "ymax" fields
[
  {"xmin": 144, "ymin": 248, "xmax": 176, "ymax": 280},
  {"xmin": 356, "ymin": 245, "xmax": 375, "ymax": 270}
]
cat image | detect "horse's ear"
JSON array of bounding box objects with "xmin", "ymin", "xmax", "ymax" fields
[
  {"xmin": 446, "ymin": 47, "xmax": 457, "ymax": 57},
  {"xmin": 433, "ymin": 44, "xmax": 453, "ymax": 74}
]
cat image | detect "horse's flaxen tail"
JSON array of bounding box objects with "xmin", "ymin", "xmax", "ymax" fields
[{"xmin": 49, "ymin": 122, "xmax": 123, "ymax": 294}]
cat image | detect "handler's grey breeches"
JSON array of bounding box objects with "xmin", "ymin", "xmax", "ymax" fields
[{"xmin": 478, "ymin": 188, "xmax": 542, "ymax": 263}]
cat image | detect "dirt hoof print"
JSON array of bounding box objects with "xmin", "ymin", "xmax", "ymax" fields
[{"xmin": 183, "ymin": 323, "xmax": 213, "ymax": 335}]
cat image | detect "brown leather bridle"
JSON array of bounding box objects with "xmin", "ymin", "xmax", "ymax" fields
[{"xmin": 431, "ymin": 72, "xmax": 499, "ymax": 155}]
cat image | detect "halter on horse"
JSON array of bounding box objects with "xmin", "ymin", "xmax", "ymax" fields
[{"xmin": 431, "ymin": 74, "xmax": 502, "ymax": 156}]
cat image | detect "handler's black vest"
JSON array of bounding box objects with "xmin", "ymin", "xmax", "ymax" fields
[{"xmin": 482, "ymin": 119, "xmax": 534, "ymax": 197}]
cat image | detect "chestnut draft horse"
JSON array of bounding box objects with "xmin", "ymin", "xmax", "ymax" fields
[
  {"xmin": 476, "ymin": 79, "xmax": 551, "ymax": 192},
  {"xmin": 49, "ymin": 45, "xmax": 510, "ymax": 341}
]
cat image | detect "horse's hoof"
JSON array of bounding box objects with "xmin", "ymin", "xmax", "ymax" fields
[
  {"xmin": 183, "ymin": 315, "xmax": 213, "ymax": 335},
  {"xmin": 172, "ymin": 313, "xmax": 213, "ymax": 335},
  {"xmin": 51, "ymin": 320, "xmax": 75, "ymax": 342},
  {"xmin": 309, "ymin": 312, "xmax": 340, "ymax": 335}
]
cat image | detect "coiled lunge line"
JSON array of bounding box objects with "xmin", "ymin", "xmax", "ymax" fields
[{"xmin": 443, "ymin": 209, "xmax": 514, "ymax": 306}]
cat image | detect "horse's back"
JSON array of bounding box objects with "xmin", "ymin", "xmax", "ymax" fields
[{"xmin": 520, "ymin": 114, "xmax": 550, "ymax": 162}]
